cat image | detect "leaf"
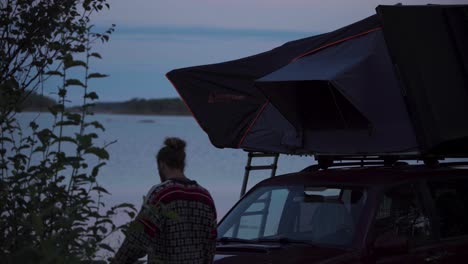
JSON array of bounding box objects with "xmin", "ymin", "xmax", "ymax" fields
[
  {"xmin": 89, "ymin": 52, "xmax": 102, "ymax": 59},
  {"xmin": 51, "ymin": 136, "xmax": 77, "ymax": 144},
  {"xmin": 56, "ymin": 121, "xmax": 79, "ymax": 126},
  {"xmin": 64, "ymin": 59, "xmax": 87, "ymax": 69},
  {"xmin": 85, "ymin": 147, "xmax": 109, "ymax": 160},
  {"xmin": 91, "ymin": 162, "xmax": 106, "ymax": 177},
  {"xmin": 92, "ymin": 186, "xmax": 110, "ymax": 194},
  {"xmin": 33, "ymin": 146, "xmax": 47, "ymax": 153},
  {"xmin": 0, "ymin": 137, "xmax": 13, "ymax": 143},
  {"xmin": 48, "ymin": 104, "xmax": 64, "ymax": 116},
  {"xmin": 85, "ymin": 121, "xmax": 105, "ymax": 131},
  {"xmin": 126, "ymin": 210, "xmax": 136, "ymax": 219},
  {"xmin": 66, "ymin": 113, "xmax": 81, "ymax": 123},
  {"xmin": 74, "ymin": 44, "xmax": 86, "ymax": 52},
  {"xmin": 84, "ymin": 92, "xmax": 99, "ymax": 100},
  {"xmin": 99, "ymin": 243, "xmax": 115, "ymax": 253},
  {"xmin": 95, "ymin": 218, "xmax": 114, "ymax": 226},
  {"xmin": 36, "ymin": 129, "xmax": 54, "ymax": 145},
  {"xmin": 65, "ymin": 79, "xmax": 86, "ymax": 88},
  {"xmin": 112, "ymin": 203, "xmax": 136, "ymax": 210},
  {"xmin": 18, "ymin": 144, "xmax": 31, "ymax": 151},
  {"xmin": 88, "ymin": 132, "xmax": 98, "ymax": 138},
  {"xmin": 29, "ymin": 121, "xmax": 39, "ymax": 130},
  {"xmin": 87, "ymin": 73, "xmax": 108, "ymax": 79},
  {"xmin": 58, "ymin": 88, "xmax": 67, "ymax": 97},
  {"xmin": 45, "ymin": 70, "xmax": 64, "ymax": 77},
  {"xmin": 76, "ymin": 134, "xmax": 93, "ymax": 149}
]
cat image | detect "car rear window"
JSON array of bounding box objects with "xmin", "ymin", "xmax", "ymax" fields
[
  {"xmin": 374, "ymin": 183, "xmax": 432, "ymax": 244},
  {"xmin": 428, "ymin": 178, "xmax": 468, "ymax": 238}
]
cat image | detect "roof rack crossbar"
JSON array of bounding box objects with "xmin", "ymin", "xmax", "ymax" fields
[{"xmin": 301, "ymin": 161, "xmax": 401, "ymax": 172}]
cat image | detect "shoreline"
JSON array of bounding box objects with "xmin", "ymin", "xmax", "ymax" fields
[{"xmin": 21, "ymin": 109, "xmax": 192, "ymax": 117}]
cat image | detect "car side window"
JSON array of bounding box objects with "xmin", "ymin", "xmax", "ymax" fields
[
  {"xmin": 374, "ymin": 183, "xmax": 432, "ymax": 244},
  {"xmin": 428, "ymin": 178, "xmax": 468, "ymax": 239}
]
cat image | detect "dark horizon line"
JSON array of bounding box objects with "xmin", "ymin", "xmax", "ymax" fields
[
  {"xmin": 28, "ymin": 91, "xmax": 185, "ymax": 106},
  {"xmin": 67, "ymin": 96, "xmax": 184, "ymax": 107}
]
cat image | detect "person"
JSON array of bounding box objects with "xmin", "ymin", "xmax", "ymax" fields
[{"xmin": 112, "ymin": 137, "xmax": 217, "ymax": 264}]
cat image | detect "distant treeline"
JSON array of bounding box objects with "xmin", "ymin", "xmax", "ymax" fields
[
  {"xmin": 20, "ymin": 92, "xmax": 57, "ymax": 111},
  {"xmin": 21, "ymin": 93, "xmax": 190, "ymax": 116},
  {"xmin": 83, "ymin": 98, "xmax": 190, "ymax": 115}
]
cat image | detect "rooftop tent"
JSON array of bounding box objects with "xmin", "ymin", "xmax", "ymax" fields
[
  {"xmin": 166, "ymin": 15, "xmax": 381, "ymax": 153},
  {"xmin": 255, "ymin": 29, "xmax": 418, "ymax": 154},
  {"xmin": 166, "ymin": 4, "xmax": 468, "ymax": 157},
  {"xmin": 377, "ymin": 5, "xmax": 468, "ymax": 156}
]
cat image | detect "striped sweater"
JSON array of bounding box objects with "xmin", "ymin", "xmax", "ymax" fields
[{"xmin": 112, "ymin": 178, "xmax": 217, "ymax": 264}]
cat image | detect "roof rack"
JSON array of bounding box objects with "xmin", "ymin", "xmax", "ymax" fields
[
  {"xmin": 238, "ymin": 151, "xmax": 468, "ymax": 194},
  {"xmin": 302, "ymin": 155, "xmax": 468, "ymax": 171},
  {"xmin": 314, "ymin": 155, "xmax": 419, "ymax": 170}
]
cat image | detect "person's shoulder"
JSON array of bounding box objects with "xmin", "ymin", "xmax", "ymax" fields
[
  {"xmin": 176, "ymin": 178, "xmax": 205, "ymax": 190},
  {"xmin": 194, "ymin": 183, "xmax": 211, "ymax": 194},
  {"xmin": 188, "ymin": 181, "xmax": 214, "ymax": 200},
  {"xmin": 145, "ymin": 181, "xmax": 174, "ymax": 201}
]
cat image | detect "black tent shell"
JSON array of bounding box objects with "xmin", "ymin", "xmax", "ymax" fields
[
  {"xmin": 256, "ymin": 29, "xmax": 418, "ymax": 155},
  {"xmin": 377, "ymin": 5, "xmax": 468, "ymax": 156},
  {"xmin": 166, "ymin": 15, "xmax": 382, "ymax": 154},
  {"xmin": 166, "ymin": 5, "xmax": 468, "ymax": 157}
]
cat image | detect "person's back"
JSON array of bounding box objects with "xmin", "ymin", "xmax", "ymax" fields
[
  {"xmin": 144, "ymin": 179, "xmax": 216, "ymax": 264},
  {"xmin": 112, "ymin": 138, "xmax": 217, "ymax": 264}
]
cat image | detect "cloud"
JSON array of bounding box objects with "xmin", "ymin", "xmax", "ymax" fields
[{"xmin": 94, "ymin": 0, "xmax": 468, "ymax": 32}]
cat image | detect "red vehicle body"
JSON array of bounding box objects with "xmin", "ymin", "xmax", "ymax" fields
[{"xmin": 214, "ymin": 163, "xmax": 468, "ymax": 264}]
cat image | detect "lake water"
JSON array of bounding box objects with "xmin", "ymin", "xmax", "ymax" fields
[{"xmin": 16, "ymin": 112, "xmax": 314, "ymax": 225}]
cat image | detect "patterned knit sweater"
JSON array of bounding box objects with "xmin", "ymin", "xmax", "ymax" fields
[{"xmin": 112, "ymin": 178, "xmax": 217, "ymax": 264}]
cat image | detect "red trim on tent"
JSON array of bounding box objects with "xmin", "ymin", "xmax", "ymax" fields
[
  {"xmin": 291, "ymin": 27, "xmax": 382, "ymax": 63},
  {"xmin": 166, "ymin": 73, "xmax": 207, "ymax": 133},
  {"xmin": 237, "ymin": 100, "xmax": 269, "ymax": 148}
]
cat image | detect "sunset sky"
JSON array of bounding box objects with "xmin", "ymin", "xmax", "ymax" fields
[{"xmin": 57, "ymin": 0, "xmax": 468, "ymax": 104}]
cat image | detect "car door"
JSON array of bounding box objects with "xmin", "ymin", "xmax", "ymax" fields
[
  {"xmin": 372, "ymin": 182, "xmax": 439, "ymax": 264},
  {"xmin": 425, "ymin": 176, "xmax": 468, "ymax": 263}
]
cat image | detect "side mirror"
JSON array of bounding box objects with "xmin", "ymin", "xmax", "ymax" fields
[{"xmin": 373, "ymin": 232, "xmax": 409, "ymax": 255}]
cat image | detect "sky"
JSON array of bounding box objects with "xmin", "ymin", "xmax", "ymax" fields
[{"xmin": 51, "ymin": 0, "xmax": 468, "ymax": 104}]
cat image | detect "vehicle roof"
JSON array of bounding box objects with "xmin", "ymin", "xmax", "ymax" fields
[{"xmin": 257, "ymin": 164, "xmax": 468, "ymax": 188}]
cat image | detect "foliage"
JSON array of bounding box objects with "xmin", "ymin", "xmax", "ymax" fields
[{"xmin": 0, "ymin": 1, "xmax": 136, "ymax": 263}]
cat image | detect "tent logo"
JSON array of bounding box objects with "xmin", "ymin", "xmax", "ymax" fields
[{"xmin": 208, "ymin": 92, "xmax": 247, "ymax": 103}]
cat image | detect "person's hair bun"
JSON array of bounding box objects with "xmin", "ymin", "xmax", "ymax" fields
[{"xmin": 164, "ymin": 137, "xmax": 186, "ymax": 151}]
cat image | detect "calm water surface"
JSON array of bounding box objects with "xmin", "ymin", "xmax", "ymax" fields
[{"xmin": 17, "ymin": 112, "xmax": 314, "ymax": 225}]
